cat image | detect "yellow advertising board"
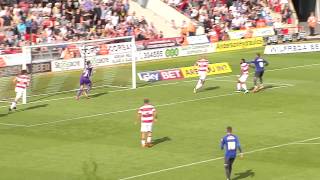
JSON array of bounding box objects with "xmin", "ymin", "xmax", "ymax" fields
[
  {"xmin": 215, "ymin": 37, "xmax": 264, "ymax": 52},
  {"xmin": 180, "ymin": 62, "xmax": 232, "ymax": 78}
]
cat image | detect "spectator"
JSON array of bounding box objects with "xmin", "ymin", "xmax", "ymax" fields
[
  {"xmin": 281, "ymin": 5, "xmax": 292, "ymax": 23},
  {"xmin": 307, "ymin": 12, "xmax": 317, "ymax": 36}
]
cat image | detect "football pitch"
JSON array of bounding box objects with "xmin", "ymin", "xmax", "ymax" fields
[{"xmin": 0, "ymin": 47, "xmax": 320, "ymax": 180}]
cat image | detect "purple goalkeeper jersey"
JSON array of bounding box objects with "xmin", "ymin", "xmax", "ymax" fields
[{"xmin": 80, "ymin": 65, "xmax": 92, "ymax": 85}]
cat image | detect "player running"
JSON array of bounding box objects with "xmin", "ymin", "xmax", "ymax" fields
[
  {"xmin": 193, "ymin": 56, "xmax": 210, "ymax": 93},
  {"xmin": 221, "ymin": 126, "xmax": 243, "ymax": 180},
  {"xmin": 249, "ymin": 53, "xmax": 269, "ymax": 93},
  {"xmin": 9, "ymin": 70, "xmax": 30, "ymax": 111},
  {"xmin": 136, "ymin": 98, "xmax": 157, "ymax": 148},
  {"xmin": 236, "ymin": 58, "xmax": 249, "ymax": 94},
  {"xmin": 76, "ymin": 61, "xmax": 93, "ymax": 100}
]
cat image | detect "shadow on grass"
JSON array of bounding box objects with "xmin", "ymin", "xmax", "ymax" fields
[
  {"xmin": 249, "ymin": 85, "xmax": 275, "ymax": 91},
  {"xmin": 0, "ymin": 112, "xmax": 9, "ymax": 117},
  {"xmin": 203, "ymin": 86, "xmax": 220, "ymax": 91},
  {"xmin": 89, "ymin": 92, "xmax": 108, "ymax": 99},
  {"xmin": 0, "ymin": 104, "xmax": 48, "ymax": 117},
  {"xmin": 153, "ymin": 136, "xmax": 171, "ymax": 146},
  {"xmin": 16, "ymin": 104, "xmax": 49, "ymax": 112},
  {"xmin": 233, "ymin": 169, "xmax": 255, "ymax": 180},
  {"xmin": 82, "ymin": 160, "xmax": 104, "ymax": 180}
]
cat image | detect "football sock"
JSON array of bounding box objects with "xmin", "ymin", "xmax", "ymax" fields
[
  {"xmin": 10, "ymin": 102, "xmax": 16, "ymax": 110},
  {"xmin": 259, "ymin": 77, "xmax": 263, "ymax": 84},
  {"xmin": 141, "ymin": 140, "xmax": 146, "ymax": 146},
  {"xmin": 147, "ymin": 136, "xmax": 152, "ymax": 143},
  {"xmin": 76, "ymin": 89, "xmax": 83, "ymax": 97},
  {"xmin": 241, "ymin": 83, "xmax": 247, "ymax": 90},
  {"xmin": 196, "ymin": 80, "xmax": 202, "ymax": 90},
  {"xmin": 253, "ymin": 77, "xmax": 258, "ymax": 86},
  {"xmin": 237, "ymin": 83, "xmax": 241, "ymax": 90},
  {"xmin": 86, "ymin": 84, "xmax": 91, "ymax": 94}
]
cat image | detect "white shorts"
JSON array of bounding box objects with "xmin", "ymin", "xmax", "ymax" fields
[
  {"xmin": 15, "ymin": 87, "xmax": 26, "ymax": 100},
  {"xmin": 198, "ymin": 71, "xmax": 207, "ymax": 80},
  {"xmin": 238, "ymin": 74, "xmax": 249, "ymax": 83},
  {"xmin": 141, "ymin": 123, "xmax": 153, "ymax": 132}
]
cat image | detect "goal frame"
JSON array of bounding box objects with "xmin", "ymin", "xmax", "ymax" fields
[{"xmin": 23, "ymin": 36, "xmax": 137, "ymax": 103}]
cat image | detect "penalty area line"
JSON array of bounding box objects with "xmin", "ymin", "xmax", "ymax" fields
[
  {"xmin": 0, "ymin": 122, "xmax": 29, "ymax": 127},
  {"xmin": 23, "ymin": 84, "xmax": 293, "ymax": 128},
  {"xmin": 118, "ymin": 136, "xmax": 320, "ymax": 180}
]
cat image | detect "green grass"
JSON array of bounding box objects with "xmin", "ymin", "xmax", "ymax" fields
[{"xmin": 0, "ymin": 47, "xmax": 320, "ymax": 180}]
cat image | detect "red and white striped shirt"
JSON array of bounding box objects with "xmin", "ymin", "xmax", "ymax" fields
[
  {"xmin": 196, "ymin": 58, "xmax": 209, "ymax": 72},
  {"xmin": 240, "ymin": 63, "xmax": 249, "ymax": 75},
  {"xmin": 15, "ymin": 74, "xmax": 30, "ymax": 89},
  {"xmin": 138, "ymin": 104, "xmax": 156, "ymax": 123}
]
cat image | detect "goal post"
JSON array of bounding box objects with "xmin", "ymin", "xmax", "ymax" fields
[{"xmin": 23, "ymin": 36, "xmax": 137, "ymax": 102}]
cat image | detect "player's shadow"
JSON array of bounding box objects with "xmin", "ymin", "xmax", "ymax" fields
[
  {"xmin": 90, "ymin": 92, "xmax": 108, "ymax": 99},
  {"xmin": 248, "ymin": 85, "xmax": 276, "ymax": 91},
  {"xmin": 82, "ymin": 160, "xmax": 104, "ymax": 180},
  {"xmin": 0, "ymin": 112, "xmax": 9, "ymax": 117},
  {"xmin": 0, "ymin": 104, "xmax": 48, "ymax": 117},
  {"xmin": 233, "ymin": 169, "xmax": 255, "ymax": 180},
  {"xmin": 153, "ymin": 136, "xmax": 171, "ymax": 146},
  {"xmin": 204, "ymin": 86, "xmax": 220, "ymax": 91},
  {"xmin": 16, "ymin": 104, "xmax": 48, "ymax": 112}
]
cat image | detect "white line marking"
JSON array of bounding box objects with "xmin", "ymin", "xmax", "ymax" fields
[
  {"xmin": 118, "ymin": 136, "xmax": 320, "ymax": 180},
  {"xmin": 24, "ymin": 84, "xmax": 291, "ymax": 128},
  {"xmin": 213, "ymin": 79, "xmax": 295, "ymax": 86},
  {"xmin": 293, "ymin": 142, "xmax": 320, "ymax": 145},
  {"xmin": 0, "ymin": 63, "xmax": 313, "ymax": 108},
  {"xmin": 0, "ymin": 122, "xmax": 29, "ymax": 127}
]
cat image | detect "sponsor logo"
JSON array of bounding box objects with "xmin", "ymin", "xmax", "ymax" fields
[
  {"xmin": 165, "ymin": 48, "xmax": 179, "ymax": 57},
  {"xmin": 138, "ymin": 71, "xmax": 161, "ymax": 82},
  {"xmin": 51, "ymin": 58, "xmax": 84, "ymax": 72},
  {"xmin": 228, "ymin": 27, "xmax": 275, "ymax": 39},
  {"xmin": 0, "ymin": 65, "xmax": 22, "ymax": 77},
  {"xmin": 264, "ymin": 43, "xmax": 320, "ymax": 54},
  {"xmin": 27, "ymin": 62, "xmax": 51, "ymax": 74},
  {"xmin": 107, "ymin": 42, "xmax": 132, "ymax": 54},
  {"xmin": 180, "ymin": 63, "xmax": 232, "ymax": 78},
  {"xmin": 160, "ymin": 69, "xmax": 183, "ymax": 80},
  {"xmin": 216, "ymin": 37, "xmax": 264, "ymax": 52},
  {"xmin": 140, "ymin": 50, "xmax": 164, "ymax": 60}
]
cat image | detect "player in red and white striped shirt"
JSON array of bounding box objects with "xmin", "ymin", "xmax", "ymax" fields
[
  {"xmin": 136, "ymin": 98, "xmax": 157, "ymax": 148},
  {"xmin": 9, "ymin": 70, "xmax": 30, "ymax": 111},
  {"xmin": 194, "ymin": 57, "xmax": 210, "ymax": 93},
  {"xmin": 236, "ymin": 59, "xmax": 249, "ymax": 94}
]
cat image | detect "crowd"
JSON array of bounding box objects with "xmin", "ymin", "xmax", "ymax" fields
[
  {"xmin": 165, "ymin": 0, "xmax": 292, "ymax": 41},
  {"xmin": 0, "ymin": 0, "xmax": 163, "ymax": 55}
]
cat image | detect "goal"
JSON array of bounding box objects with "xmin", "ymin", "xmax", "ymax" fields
[{"xmin": 23, "ymin": 36, "xmax": 137, "ymax": 103}]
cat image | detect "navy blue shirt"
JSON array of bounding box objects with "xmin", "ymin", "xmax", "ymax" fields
[
  {"xmin": 221, "ymin": 133, "xmax": 242, "ymax": 159},
  {"xmin": 249, "ymin": 57, "xmax": 269, "ymax": 72}
]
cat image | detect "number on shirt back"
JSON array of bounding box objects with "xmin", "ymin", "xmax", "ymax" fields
[
  {"xmin": 259, "ymin": 62, "xmax": 264, "ymax": 68},
  {"xmin": 227, "ymin": 142, "xmax": 236, "ymax": 150}
]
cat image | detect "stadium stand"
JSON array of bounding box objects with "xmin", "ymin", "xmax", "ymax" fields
[
  {"xmin": 0, "ymin": 0, "xmax": 163, "ymax": 55},
  {"xmin": 162, "ymin": 0, "xmax": 298, "ymax": 40}
]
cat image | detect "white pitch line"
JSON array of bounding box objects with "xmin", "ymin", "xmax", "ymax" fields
[
  {"xmin": 118, "ymin": 136, "xmax": 320, "ymax": 180},
  {"xmin": 213, "ymin": 79, "xmax": 295, "ymax": 87},
  {"xmin": 24, "ymin": 84, "xmax": 292, "ymax": 128},
  {"xmin": 0, "ymin": 63, "xmax": 317, "ymax": 109},
  {"xmin": 0, "ymin": 122, "xmax": 29, "ymax": 127},
  {"xmin": 293, "ymin": 142, "xmax": 320, "ymax": 145}
]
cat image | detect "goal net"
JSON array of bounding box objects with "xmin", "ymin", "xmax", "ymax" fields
[{"xmin": 0, "ymin": 36, "xmax": 137, "ymax": 104}]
